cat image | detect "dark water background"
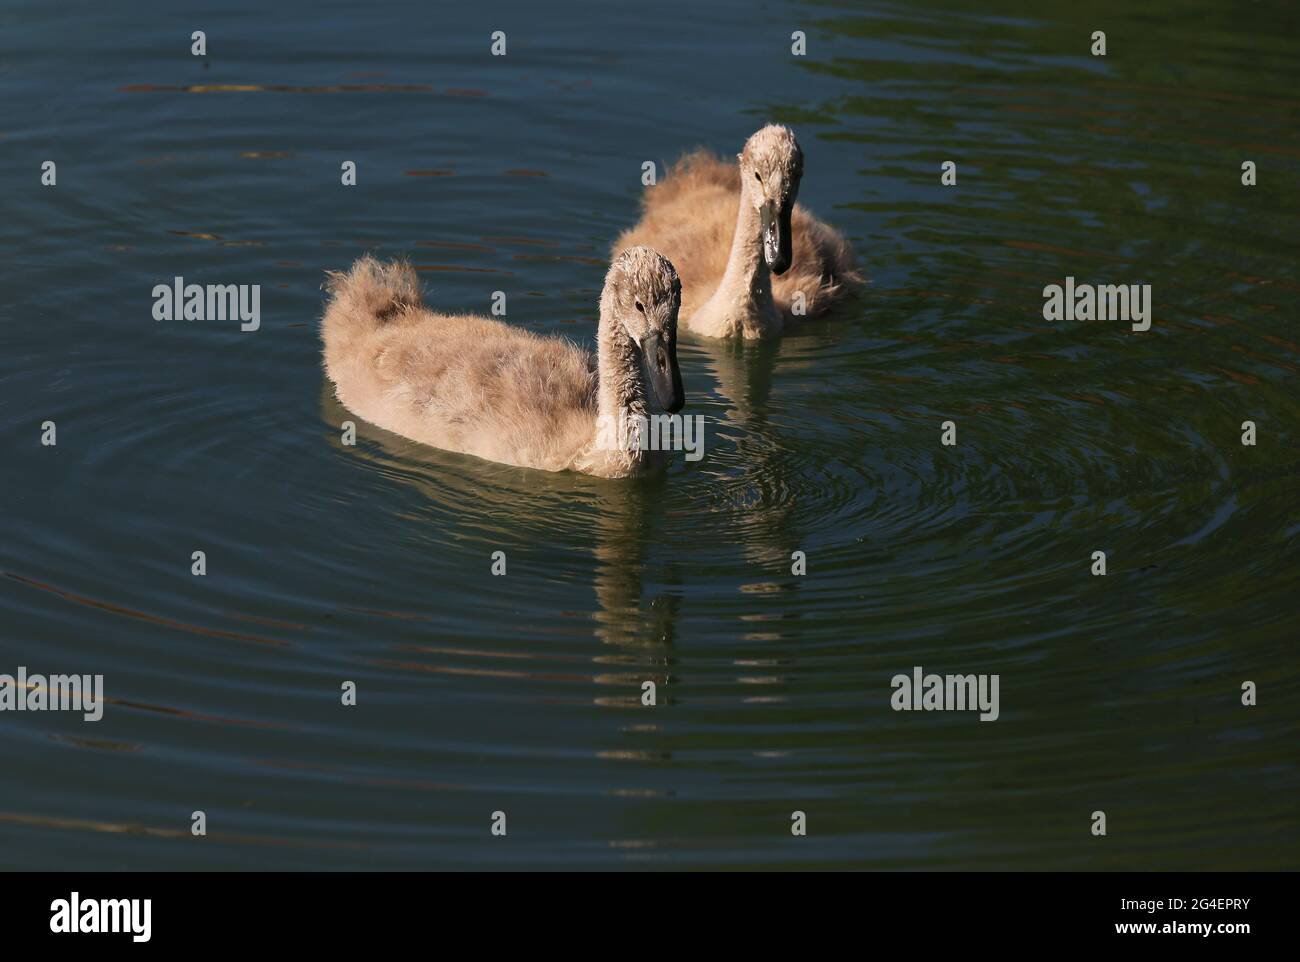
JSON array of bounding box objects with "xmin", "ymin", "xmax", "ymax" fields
[{"xmin": 1, "ymin": 0, "xmax": 1296, "ymax": 869}]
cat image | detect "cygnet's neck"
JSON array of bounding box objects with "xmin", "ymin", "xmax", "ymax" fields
[
  {"xmin": 595, "ymin": 294, "xmax": 650, "ymax": 458},
  {"xmin": 693, "ymin": 177, "xmax": 782, "ymax": 338}
]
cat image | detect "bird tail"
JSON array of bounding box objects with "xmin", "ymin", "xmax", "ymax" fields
[{"xmin": 322, "ymin": 255, "xmax": 422, "ymax": 341}]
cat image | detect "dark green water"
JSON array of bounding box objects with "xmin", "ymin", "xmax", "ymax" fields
[{"xmin": 1, "ymin": 0, "xmax": 1296, "ymax": 869}]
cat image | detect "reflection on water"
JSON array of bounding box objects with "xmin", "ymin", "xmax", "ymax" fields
[{"xmin": 0, "ymin": 0, "xmax": 1296, "ymax": 869}]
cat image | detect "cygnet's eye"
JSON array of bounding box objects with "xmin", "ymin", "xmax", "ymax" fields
[
  {"xmin": 754, "ymin": 171, "xmax": 763, "ymax": 184},
  {"xmin": 635, "ymin": 301, "xmax": 644, "ymax": 313}
]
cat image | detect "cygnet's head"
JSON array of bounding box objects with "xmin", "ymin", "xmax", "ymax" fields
[
  {"xmin": 604, "ymin": 246, "xmax": 684, "ymax": 414},
  {"xmin": 738, "ymin": 124, "xmax": 803, "ymax": 275}
]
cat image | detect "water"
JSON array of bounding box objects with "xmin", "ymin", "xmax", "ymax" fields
[{"xmin": 1, "ymin": 0, "xmax": 1296, "ymax": 870}]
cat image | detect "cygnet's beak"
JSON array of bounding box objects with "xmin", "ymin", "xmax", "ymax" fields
[
  {"xmin": 761, "ymin": 199, "xmax": 793, "ymax": 275},
  {"xmin": 642, "ymin": 330, "xmax": 684, "ymax": 414}
]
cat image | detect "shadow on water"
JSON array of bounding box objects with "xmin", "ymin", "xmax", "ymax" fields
[{"xmin": 317, "ymin": 384, "xmax": 686, "ymax": 654}]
